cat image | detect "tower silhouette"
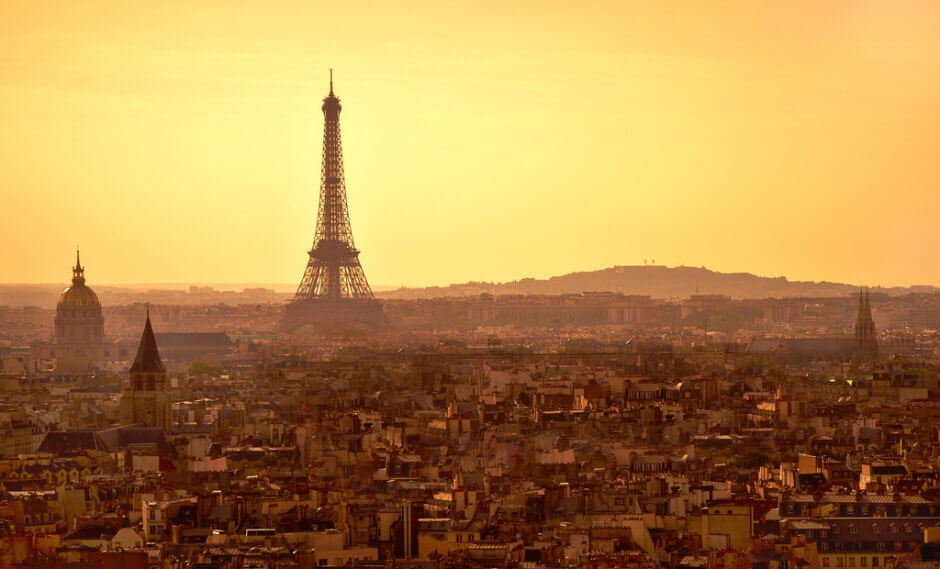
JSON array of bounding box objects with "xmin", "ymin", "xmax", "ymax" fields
[
  {"xmin": 854, "ymin": 289, "xmax": 878, "ymax": 362},
  {"xmin": 119, "ymin": 310, "xmax": 172, "ymax": 432},
  {"xmin": 282, "ymin": 72, "xmax": 387, "ymax": 332}
]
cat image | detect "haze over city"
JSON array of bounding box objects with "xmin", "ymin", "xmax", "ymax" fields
[
  {"xmin": 2, "ymin": 1, "xmax": 939, "ymax": 288},
  {"xmin": 1, "ymin": 4, "xmax": 940, "ymax": 569}
]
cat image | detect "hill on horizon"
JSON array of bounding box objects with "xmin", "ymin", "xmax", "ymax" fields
[{"xmin": 376, "ymin": 265, "xmax": 939, "ymax": 300}]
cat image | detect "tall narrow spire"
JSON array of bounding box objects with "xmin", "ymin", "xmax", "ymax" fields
[
  {"xmin": 121, "ymin": 308, "xmax": 171, "ymax": 432},
  {"xmin": 329, "ymin": 68, "xmax": 334, "ymax": 96},
  {"xmin": 130, "ymin": 310, "xmax": 165, "ymax": 374},
  {"xmin": 854, "ymin": 287, "xmax": 878, "ymax": 363},
  {"xmin": 72, "ymin": 248, "xmax": 85, "ymax": 285}
]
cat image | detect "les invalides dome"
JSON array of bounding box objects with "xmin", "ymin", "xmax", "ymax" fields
[{"xmin": 54, "ymin": 250, "xmax": 106, "ymax": 373}]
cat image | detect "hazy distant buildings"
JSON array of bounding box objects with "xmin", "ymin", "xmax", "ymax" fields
[
  {"xmin": 680, "ymin": 294, "xmax": 732, "ymax": 319},
  {"xmin": 152, "ymin": 332, "xmax": 234, "ymax": 368}
]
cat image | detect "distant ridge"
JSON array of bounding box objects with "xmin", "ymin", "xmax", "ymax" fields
[{"xmin": 377, "ymin": 265, "xmax": 939, "ymax": 300}]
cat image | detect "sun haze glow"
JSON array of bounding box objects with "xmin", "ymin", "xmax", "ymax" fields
[{"xmin": 1, "ymin": 1, "xmax": 938, "ymax": 288}]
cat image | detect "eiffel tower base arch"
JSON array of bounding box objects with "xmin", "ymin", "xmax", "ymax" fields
[{"xmin": 280, "ymin": 298, "xmax": 389, "ymax": 334}]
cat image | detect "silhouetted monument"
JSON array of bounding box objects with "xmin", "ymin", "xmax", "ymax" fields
[
  {"xmin": 53, "ymin": 249, "xmax": 107, "ymax": 373},
  {"xmin": 854, "ymin": 289, "xmax": 879, "ymax": 362},
  {"xmin": 119, "ymin": 310, "xmax": 172, "ymax": 432},
  {"xmin": 281, "ymin": 72, "xmax": 387, "ymax": 333}
]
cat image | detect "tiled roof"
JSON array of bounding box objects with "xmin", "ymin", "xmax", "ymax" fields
[
  {"xmin": 786, "ymin": 492, "xmax": 929, "ymax": 504},
  {"xmin": 154, "ymin": 332, "xmax": 233, "ymax": 348}
]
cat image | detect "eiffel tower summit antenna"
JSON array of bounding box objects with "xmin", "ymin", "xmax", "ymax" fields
[{"xmin": 281, "ymin": 72, "xmax": 388, "ymax": 333}]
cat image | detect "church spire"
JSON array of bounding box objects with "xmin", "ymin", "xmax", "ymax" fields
[
  {"xmin": 72, "ymin": 248, "xmax": 85, "ymax": 285},
  {"xmin": 854, "ymin": 287, "xmax": 878, "ymax": 363},
  {"xmin": 130, "ymin": 310, "xmax": 165, "ymax": 375}
]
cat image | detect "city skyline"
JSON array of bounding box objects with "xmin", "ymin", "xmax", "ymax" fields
[
  {"xmin": 1, "ymin": 4, "xmax": 938, "ymax": 567},
  {"xmin": 2, "ymin": 1, "xmax": 939, "ymax": 288}
]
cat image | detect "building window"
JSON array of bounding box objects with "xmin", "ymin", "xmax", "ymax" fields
[
  {"xmin": 823, "ymin": 559, "xmax": 830, "ymax": 567},
  {"xmin": 860, "ymin": 558, "xmax": 866, "ymax": 567},
  {"xmin": 876, "ymin": 543, "xmax": 884, "ymax": 551}
]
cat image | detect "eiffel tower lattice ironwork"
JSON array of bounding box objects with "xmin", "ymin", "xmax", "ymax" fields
[{"xmin": 282, "ymin": 72, "xmax": 387, "ymax": 332}]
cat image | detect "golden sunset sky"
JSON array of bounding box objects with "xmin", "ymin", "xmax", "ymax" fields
[{"xmin": 1, "ymin": 1, "xmax": 938, "ymax": 288}]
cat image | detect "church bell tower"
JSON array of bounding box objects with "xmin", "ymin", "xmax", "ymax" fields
[
  {"xmin": 119, "ymin": 310, "xmax": 172, "ymax": 432},
  {"xmin": 854, "ymin": 289, "xmax": 879, "ymax": 363}
]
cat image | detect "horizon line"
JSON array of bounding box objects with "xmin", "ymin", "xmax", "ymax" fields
[{"xmin": 0, "ymin": 263, "xmax": 938, "ymax": 290}]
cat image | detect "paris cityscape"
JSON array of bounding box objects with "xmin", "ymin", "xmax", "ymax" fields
[{"xmin": 1, "ymin": 2, "xmax": 940, "ymax": 569}]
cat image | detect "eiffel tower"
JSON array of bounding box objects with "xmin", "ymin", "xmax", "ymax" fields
[{"xmin": 281, "ymin": 72, "xmax": 387, "ymax": 333}]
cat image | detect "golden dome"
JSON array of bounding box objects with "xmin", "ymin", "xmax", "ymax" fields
[
  {"xmin": 58, "ymin": 249, "xmax": 101, "ymax": 309},
  {"xmin": 59, "ymin": 283, "xmax": 100, "ymax": 308}
]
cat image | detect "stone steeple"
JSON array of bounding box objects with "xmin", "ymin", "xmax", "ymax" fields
[
  {"xmin": 120, "ymin": 310, "xmax": 172, "ymax": 432},
  {"xmin": 854, "ymin": 289, "xmax": 878, "ymax": 362},
  {"xmin": 130, "ymin": 310, "xmax": 165, "ymax": 375}
]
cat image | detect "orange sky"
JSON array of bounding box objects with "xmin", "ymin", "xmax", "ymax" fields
[{"xmin": 1, "ymin": 1, "xmax": 938, "ymax": 288}]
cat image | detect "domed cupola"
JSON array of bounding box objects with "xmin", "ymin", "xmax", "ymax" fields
[
  {"xmin": 55, "ymin": 249, "xmax": 104, "ymax": 345},
  {"xmin": 58, "ymin": 249, "xmax": 101, "ymax": 312}
]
